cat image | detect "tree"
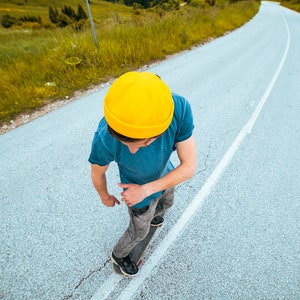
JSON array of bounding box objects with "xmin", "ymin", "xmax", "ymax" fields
[
  {"xmin": 62, "ymin": 5, "xmax": 76, "ymax": 20},
  {"xmin": 57, "ymin": 13, "xmax": 72, "ymax": 27},
  {"xmin": 19, "ymin": 15, "xmax": 41, "ymax": 24},
  {"xmin": 76, "ymin": 4, "xmax": 88, "ymax": 21},
  {"xmin": 49, "ymin": 6, "xmax": 59, "ymax": 24},
  {"xmin": 1, "ymin": 14, "xmax": 17, "ymax": 28},
  {"xmin": 124, "ymin": 0, "xmax": 135, "ymax": 6}
]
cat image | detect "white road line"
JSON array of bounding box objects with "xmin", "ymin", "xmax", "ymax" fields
[
  {"xmin": 90, "ymin": 273, "xmax": 122, "ymax": 299},
  {"xmin": 91, "ymin": 10, "xmax": 290, "ymax": 300},
  {"xmin": 246, "ymin": 12, "xmax": 290, "ymax": 134}
]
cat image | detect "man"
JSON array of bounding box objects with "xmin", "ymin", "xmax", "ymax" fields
[{"xmin": 89, "ymin": 71, "xmax": 196, "ymax": 276}]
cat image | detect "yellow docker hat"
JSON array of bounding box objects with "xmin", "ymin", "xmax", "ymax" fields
[{"xmin": 104, "ymin": 71, "xmax": 174, "ymax": 139}]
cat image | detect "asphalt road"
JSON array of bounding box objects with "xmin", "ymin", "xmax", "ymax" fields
[{"xmin": 1, "ymin": 2, "xmax": 299, "ymax": 299}]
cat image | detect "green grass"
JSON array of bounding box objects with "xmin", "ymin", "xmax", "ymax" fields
[
  {"xmin": 280, "ymin": 0, "xmax": 300, "ymax": 12},
  {"xmin": 0, "ymin": 0, "xmax": 260, "ymax": 124}
]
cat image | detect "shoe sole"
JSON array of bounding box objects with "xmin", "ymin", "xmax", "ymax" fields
[{"xmin": 150, "ymin": 221, "xmax": 164, "ymax": 227}]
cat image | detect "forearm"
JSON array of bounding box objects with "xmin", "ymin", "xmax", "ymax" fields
[
  {"xmin": 144, "ymin": 136, "xmax": 197, "ymax": 196},
  {"xmin": 145, "ymin": 162, "xmax": 196, "ymax": 195},
  {"xmin": 91, "ymin": 166, "xmax": 110, "ymax": 201},
  {"xmin": 91, "ymin": 165, "xmax": 121, "ymax": 207},
  {"xmin": 119, "ymin": 161, "xmax": 196, "ymax": 207}
]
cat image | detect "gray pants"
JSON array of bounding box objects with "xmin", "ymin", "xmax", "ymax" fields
[{"xmin": 113, "ymin": 188, "xmax": 175, "ymax": 258}]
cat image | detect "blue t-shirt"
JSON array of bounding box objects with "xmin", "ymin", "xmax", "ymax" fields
[{"xmin": 88, "ymin": 93, "xmax": 194, "ymax": 208}]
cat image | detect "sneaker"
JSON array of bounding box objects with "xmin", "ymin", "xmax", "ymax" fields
[
  {"xmin": 111, "ymin": 252, "xmax": 139, "ymax": 276},
  {"xmin": 151, "ymin": 216, "xmax": 164, "ymax": 227}
]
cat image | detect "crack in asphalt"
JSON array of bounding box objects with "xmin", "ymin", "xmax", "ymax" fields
[
  {"xmin": 175, "ymin": 146, "xmax": 211, "ymax": 192},
  {"xmin": 196, "ymin": 150, "xmax": 210, "ymax": 175},
  {"xmin": 62, "ymin": 257, "xmax": 111, "ymax": 300}
]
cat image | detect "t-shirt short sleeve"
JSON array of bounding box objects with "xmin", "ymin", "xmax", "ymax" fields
[
  {"xmin": 88, "ymin": 119, "xmax": 114, "ymax": 166},
  {"xmin": 172, "ymin": 93, "xmax": 194, "ymax": 143}
]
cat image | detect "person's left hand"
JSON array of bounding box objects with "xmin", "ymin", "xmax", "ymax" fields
[{"xmin": 118, "ymin": 183, "xmax": 148, "ymax": 207}]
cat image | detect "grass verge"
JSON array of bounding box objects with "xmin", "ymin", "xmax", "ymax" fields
[{"xmin": 0, "ymin": 0, "xmax": 260, "ymax": 126}]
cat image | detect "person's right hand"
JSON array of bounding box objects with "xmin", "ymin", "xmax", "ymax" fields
[{"xmin": 101, "ymin": 195, "xmax": 120, "ymax": 207}]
